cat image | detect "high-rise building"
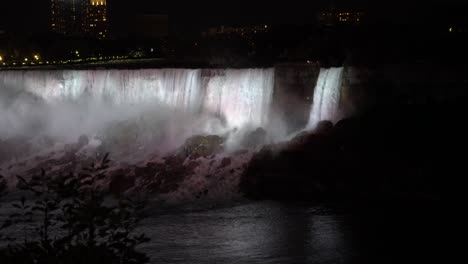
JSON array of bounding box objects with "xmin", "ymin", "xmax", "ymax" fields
[
  {"xmin": 50, "ymin": 0, "xmax": 87, "ymax": 36},
  {"xmin": 84, "ymin": 0, "xmax": 109, "ymax": 39},
  {"xmin": 50, "ymin": 0, "xmax": 109, "ymax": 39},
  {"xmin": 318, "ymin": 10, "xmax": 364, "ymax": 27}
]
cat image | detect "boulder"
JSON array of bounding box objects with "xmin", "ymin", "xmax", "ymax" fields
[
  {"xmin": 179, "ymin": 135, "xmax": 224, "ymax": 159},
  {"xmin": 219, "ymin": 157, "xmax": 232, "ymax": 168},
  {"xmin": 315, "ymin": 120, "xmax": 334, "ymax": 134},
  {"xmin": 241, "ymin": 127, "xmax": 267, "ymax": 148},
  {"xmin": 137, "ymin": 156, "xmax": 202, "ymax": 194}
]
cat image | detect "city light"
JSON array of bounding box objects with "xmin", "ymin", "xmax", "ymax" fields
[
  {"xmin": 34, "ymin": 55, "xmax": 40, "ymax": 60},
  {"xmin": 0, "ymin": 56, "xmax": 2, "ymax": 61}
]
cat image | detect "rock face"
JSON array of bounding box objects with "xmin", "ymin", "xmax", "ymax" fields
[
  {"xmin": 315, "ymin": 121, "xmax": 334, "ymax": 134},
  {"xmin": 0, "ymin": 132, "xmax": 248, "ymax": 202},
  {"xmin": 272, "ymin": 64, "xmax": 321, "ymax": 134},
  {"xmin": 241, "ymin": 128, "xmax": 267, "ymax": 148},
  {"xmin": 179, "ymin": 135, "xmax": 225, "ymax": 159},
  {"xmin": 135, "ymin": 156, "xmax": 199, "ymax": 194},
  {"xmin": 219, "ymin": 157, "xmax": 232, "ymax": 168},
  {"xmin": 240, "ymin": 114, "xmax": 444, "ymax": 202}
]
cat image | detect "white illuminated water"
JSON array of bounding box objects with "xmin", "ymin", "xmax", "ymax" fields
[
  {"xmin": 0, "ymin": 67, "xmax": 343, "ymax": 145},
  {"xmin": 0, "ymin": 69, "xmax": 203, "ymax": 110},
  {"xmin": 308, "ymin": 67, "xmax": 344, "ymax": 128},
  {"xmin": 0, "ymin": 69, "xmax": 274, "ymax": 142},
  {"xmin": 203, "ymin": 69, "xmax": 274, "ymax": 129}
]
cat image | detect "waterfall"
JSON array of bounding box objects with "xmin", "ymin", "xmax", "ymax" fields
[
  {"xmin": 0, "ymin": 69, "xmax": 203, "ymax": 110},
  {"xmin": 203, "ymin": 69, "xmax": 274, "ymax": 129},
  {"xmin": 308, "ymin": 67, "xmax": 344, "ymax": 128},
  {"xmin": 0, "ymin": 68, "xmax": 274, "ymax": 140}
]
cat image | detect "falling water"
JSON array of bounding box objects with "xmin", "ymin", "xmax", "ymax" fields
[
  {"xmin": 308, "ymin": 67, "xmax": 344, "ymax": 128},
  {"xmin": 0, "ymin": 68, "xmax": 274, "ymax": 141},
  {"xmin": 0, "ymin": 69, "xmax": 203, "ymax": 109},
  {"xmin": 203, "ymin": 69, "xmax": 274, "ymax": 129}
]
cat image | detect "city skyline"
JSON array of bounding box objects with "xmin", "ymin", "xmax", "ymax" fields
[
  {"xmin": 50, "ymin": 0, "xmax": 108, "ymax": 39},
  {"xmin": 1, "ymin": 0, "xmax": 467, "ymax": 36}
]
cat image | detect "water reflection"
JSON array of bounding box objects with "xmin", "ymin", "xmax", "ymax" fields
[{"xmin": 140, "ymin": 202, "xmax": 349, "ymax": 264}]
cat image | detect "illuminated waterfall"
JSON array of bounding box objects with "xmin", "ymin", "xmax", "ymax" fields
[
  {"xmin": 0, "ymin": 69, "xmax": 202, "ymax": 110},
  {"xmin": 203, "ymin": 69, "xmax": 274, "ymax": 129},
  {"xmin": 0, "ymin": 68, "xmax": 274, "ymax": 138},
  {"xmin": 308, "ymin": 67, "xmax": 344, "ymax": 128}
]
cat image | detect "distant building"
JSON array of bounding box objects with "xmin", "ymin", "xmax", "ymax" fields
[
  {"xmin": 84, "ymin": 0, "xmax": 109, "ymax": 39},
  {"xmin": 318, "ymin": 10, "xmax": 364, "ymax": 27},
  {"xmin": 202, "ymin": 25, "xmax": 270, "ymax": 37},
  {"xmin": 50, "ymin": 0, "xmax": 87, "ymax": 36},
  {"xmin": 50, "ymin": 0, "xmax": 109, "ymax": 39}
]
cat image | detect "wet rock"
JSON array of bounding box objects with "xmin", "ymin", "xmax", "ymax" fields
[
  {"xmin": 135, "ymin": 166, "xmax": 157, "ymax": 178},
  {"xmin": 233, "ymin": 149, "xmax": 249, "ymax": 156},
  {"xmin": 185, "ymin": 161, "xmax": 201, "ymax": 171},
  {"xmin": 219, "ymin": 157, "xmax": 232, "ymax": 168},
  {"xmin": 139, "ymin": 155, "xmax": 201, "ymax": 194},
  {"xmin": 179, "ymin": 135, "xmax": 224, "ymax": 159},
  {"xmin": 241, "ymin": 127, "xmax": 267, "ymax": 148},
  {"xmin": 315, "ymin": 120, "xmax": 334, "ymax": 134}
]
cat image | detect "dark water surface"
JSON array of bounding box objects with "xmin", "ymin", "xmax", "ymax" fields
[{"xmin": 139, "ymin": 201, "xmax": 444, "ymax": 264}]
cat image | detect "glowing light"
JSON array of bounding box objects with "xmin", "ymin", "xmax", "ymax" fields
[
  {"xmin": 34, "ymin": 55, "xmax": 40, "ymax": 60},
  {"xmin": 308, "ymin": 68, "xmax": 344, "ymax": 128},
  {"xmin": 0, "ymin": 56, "xmax": 2, "ymax": 61},
  {"xmin": 449, "ymin": 27, "xmax": 453, "ymax": 33}
]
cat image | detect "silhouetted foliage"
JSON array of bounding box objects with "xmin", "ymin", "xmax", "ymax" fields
[{"xmin": 0, "ymin": 154, "xmax": 150, "ymax": 264}]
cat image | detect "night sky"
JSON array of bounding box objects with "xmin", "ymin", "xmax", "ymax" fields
[{"xmin": 1, "ymin": 0, "xmax": 467, "ymax": 35}]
